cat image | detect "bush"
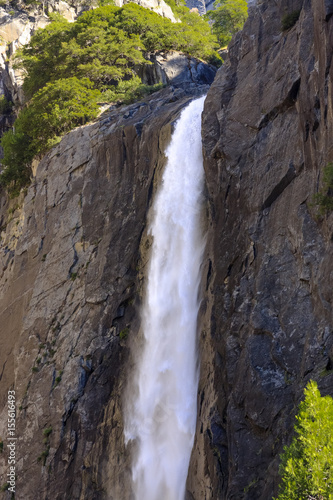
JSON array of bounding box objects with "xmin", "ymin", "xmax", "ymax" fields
[
  {"xmin": 0, "ymin": 77, "xmax": 101, "ymax": 193},
  {"xmin": 20, "ymin": 77, "xmax": 101, "ymax": 154},
  {"xmin": 43, "ymin": 427, "xmax": 52, "ymax": 437},
  {"xmin": 206, "ymin": 0, "xmax": 248, "ymax": 48},
  {"xmin": 102, "ymin": 76, "xmax": 163, "ymax": 104},
  {"xmin": 313, "ymin": 163, "xmax": 333, "ymax": 215},
  {"xmin": 281, "ymin": 10, "xmax": 301, "ymax": 31},
  {"xmin": 0, "ymin": 96, "xmax": 13, "ymax": 114},
  {"xmin": 1, "ymin": 3, "xmax": 219, "ymax": 195},
  {"xmin": 119, "ymin": 327, "xmax": 129, "ymax": 340},
  {"xmin": 275, "ymin": 380, "xmax": 333, "ymax": 500},
  {"xmin": 0, "ymin": 130, "xmax": 33, "ymax": 196},
  {"xmin": 37, "ymin": 447, "xmax": 49, "ymax": 465}
]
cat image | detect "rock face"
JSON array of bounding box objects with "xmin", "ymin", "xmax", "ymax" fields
[
  {"xmin": 1, "ymin": 0, "xmax": 333, "ymax": 499},
  {"xmin": 140, "ymin": 51, "xmax": 217, "ymax": 87},
  {"xmin": 0, "ymin": 83, "xmax": 209, "ymax": 499},
  {"xmin": 0, "ymin": 11, "xmax": 49, "ymax": 103},
  {"xmin": 187, "ymin": 0, "xmax": 333, "ymax": 498},
  {"xmin": 186, "ymin": 0, "xmax": 206, "ymax": 15}
]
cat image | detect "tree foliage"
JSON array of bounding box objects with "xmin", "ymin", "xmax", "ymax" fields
[
  {"xmin": 1, "ymin": 3, "xmax": 220, "ymax": 194},
  {"xmin": 275, "ymin": 380, "xmax": 333, "ymax": 500},
  {"xmin": 0, "ymin": 130, "xmax": 33, "ymax": 196},
  {"xmin": 206, "ymin": 0, "xmax": 248, "ymax": 47},
  {"xmin": 16, "ymin": 4, "xmax": 219, "ymax": 98},
  {"xmin": 312, "ymin": 163, "xmax": 333, "ymax": 215},
  {"xmin": 1, "ymin": 78, "xmax": 101, "ymax": 194}
]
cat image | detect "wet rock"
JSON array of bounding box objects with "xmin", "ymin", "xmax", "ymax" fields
[{"xmin": 140, "ymin": 51, "xmax": 217, "ymax": 87}]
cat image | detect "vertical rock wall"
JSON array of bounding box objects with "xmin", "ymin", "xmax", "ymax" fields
[
  {"xmin": 0, "ymin": 85, "xmax": 208, "ymax": 500},
  {"xmin": 188, "ymin": 0, "xmax": 333, "ymax": 499}
]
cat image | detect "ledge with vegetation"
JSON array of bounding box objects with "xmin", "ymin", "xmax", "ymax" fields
[{"xmin": 0, "ymin": 1, "xmax": 222, "ymax": 196}]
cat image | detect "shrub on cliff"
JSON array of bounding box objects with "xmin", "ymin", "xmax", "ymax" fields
[
  {"xmin": 102, "ymin": 75, "xmax": 163, "ymax": 104},
  {"xmin": 281, "ymin": 10, "xmax": 301, "ymax": 31},
  {"xmin": 275, "ymin": 380, "xmax": 333, "ymax": 500},
  {"xmin": 312, "ymin": 163, "xmax": 333, "ymax": 215},
  {"xmin": 0, "ymin": 130, "xmax": 33, "ymax": 196},
  {"xmin": 206, "ymin": 0, "xmax": 248, "ymax": 47},
  {"xmin": 0, "ymin": 78, "xmax": 101, "ymax": 194}
]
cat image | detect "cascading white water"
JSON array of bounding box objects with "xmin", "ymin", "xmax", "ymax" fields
[{"xmin": 125, "ymin": 95, "xmax": 206, "ymax": 500}]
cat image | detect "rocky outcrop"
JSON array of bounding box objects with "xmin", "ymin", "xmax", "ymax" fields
[
  {"xmin": 0, "ymin": 82, "xmax": 209, "ymax": 499},
  {"xmin": 0, "ymin": 11, "xmax": 49, "ymax": 103},
  {"xmin": 187, "ymin": 0, "xmax": 333, "ymax": 498},
  {"xmin": 186, "ymin": 0, "xmax": 206, "ymax": 15},
  {"xmin": 140, "ymin": 51, "xmax": 217, "ymax": 87}
]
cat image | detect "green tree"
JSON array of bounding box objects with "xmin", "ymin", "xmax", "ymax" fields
[
  {"xmin": 0, "ymin": 77, "xmax": 101, "ymax": 193},
  {"xmin": 15, "ymin": 9, "xmax": 146, "ymax": 97},
  {"xmin": 313, "ymin": 163, "xmax": 333, "ymax": 215},
  {"xmin": 2, "ymin": 3, "xmax": 220, "ymax": 195},
  {"xmin": 15, "ymin": 4, "xmax": 220, "ymax": 98},
  {"xmin": 0, "ymin": 130, "xmax": 33, "ymax": 196},
  {"xmin": 207, "ymin": 0, "xmax": 248, "ymax": 47},
  {"xmin": 15, "ymin": 14, "xmax": 73, "ymax": 98},
  {"xmin": 21, "ymin": 77, "xmax": 101, "ymax": 153},
  {"xmin": 275, "ymin": 380, "xmax": 333, "ymax": 500}
]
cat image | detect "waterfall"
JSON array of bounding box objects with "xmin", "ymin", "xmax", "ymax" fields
[{"xmin": 125, "ymin": 95, "xmax": 206, "ymax": 500}]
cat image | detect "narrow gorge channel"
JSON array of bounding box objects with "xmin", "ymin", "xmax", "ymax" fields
[{"xmin": 124, "ymin": 95, "xmax": 206, "ymax": 500}]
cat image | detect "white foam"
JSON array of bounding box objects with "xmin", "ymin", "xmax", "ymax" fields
[{"xmin": 125, "ymin": 95, "xmax": 206, "ymax": 500}]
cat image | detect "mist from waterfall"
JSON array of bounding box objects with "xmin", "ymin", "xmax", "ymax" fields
[{"xmin": 125, "ymin": 95, "xmax": 206, "ymax": 500}]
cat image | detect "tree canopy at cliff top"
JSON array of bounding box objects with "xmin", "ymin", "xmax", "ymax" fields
[
  {"xmin": 15, "ymin": 3, "xmax": 219, "ymax": 97},
  {"xmin": 0, "ymin": 2, "xmax": 220, "ymax": 195}
]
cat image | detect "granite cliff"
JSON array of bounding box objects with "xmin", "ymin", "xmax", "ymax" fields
[
  {"xmin": 0, "ymin": 0, "xmax": 333, "ymax": 499},
  {"xmin": 0, "ymin": 79, "xmax": 211, "ymax": 499},
  {"xmin": 188, "ymin": 0, "xmax": 333, "ymax": 498}
]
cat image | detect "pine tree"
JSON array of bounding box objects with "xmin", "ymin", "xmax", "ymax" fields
[
  {"xmin": 207, "ymin": 0, "xmax": 248, "ymax": 47},
  {"xmin": 275, "ymin": 380, "xmax": 333, "ymax": 500}
]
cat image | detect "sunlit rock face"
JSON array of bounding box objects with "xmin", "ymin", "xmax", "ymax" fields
[{"xmin": 114, "ymin": 0, "xmax": 177, "ymax": 20}]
